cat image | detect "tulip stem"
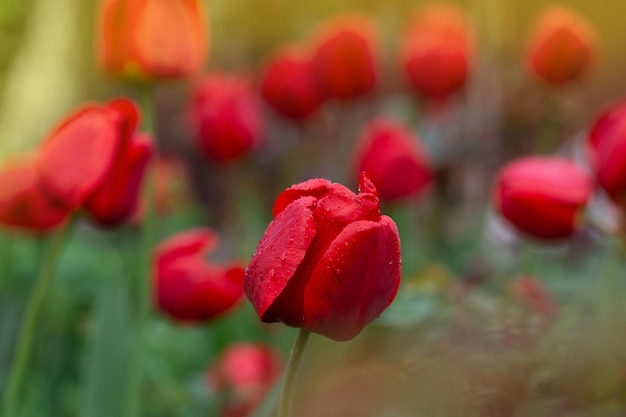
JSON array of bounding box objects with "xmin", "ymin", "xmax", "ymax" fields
[
  {"xmin": 277, "ymin": 329, "xmax": 310, "ymax": 417},
  {"xmin": 1, "ymin": 221, "xmax": 73, "ymax": 417}
]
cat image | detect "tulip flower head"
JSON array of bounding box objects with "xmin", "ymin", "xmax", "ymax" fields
[
  {"xmin": 154, "ymin": 228, "xmax": 245, "ymax": 322},
  {"xmin": 588, "ymin": 101, "xmax": 626, "ymax": 208},
  {"xmin": 189, "ymin": 74, "xmax": 264, "ymax": 162},
  {"xmin": 98, "ymin": 0, "xmax": 208, "ymax": 79},
  {"xmin": 311, "ymin": 14, "xmax": 379, "ymax": 100},
  {"xmin": 353, "ymin": 117, "xmax": 432, "ymax": 201},
  {"xmin": 493, "ymin": 157, "xmax": 592, "ymax": 240},
  {"xmin": 245, "ymin": 174, "xmax": 402, "ymax": 341},
  {"xmin": 401, "ymin": 4, "xmax": 474, "ymax": 101},
  {"xmin": 260, "ymin": 46, "xmax": 326, "ymax": 122},
  {"xmin": 526, "ymin": 6, "xmax": 596, "ymax": 85}
]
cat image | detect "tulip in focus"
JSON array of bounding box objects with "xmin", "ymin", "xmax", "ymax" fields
[
  {"xmin": 98, "ymin": 0, "xmax": 208, "ymax": 79},
  {"xmin": 493, "ymin": 157, "xmax": 592, "ymax": 240},
  {"xmin": 245, "ymin": 173, "xmax": 402, "ymax": 341},
  {"xmin": 260, "ymin": 47, "xmax": 326, "ymax": 121},
  {"xmin": 353, "ymin": 117, "xmax": 432, "ymax": 201},
  {"xmin": 0, "ymin": 157, "xmax": 70, "ymax": 233},
  {"xmin": 311, "ymin": 14, "xmax": 378, "ymax": 100},
  {"xmin": 154, "ymin": 228, "xmax": 245, "ymax": 322},
  {"xmin": 587, "ymin": 101, "xmax": 626, "ymax": 208},
  {"xmin": 207, "ymin": 343, "xmax": 283, "ymax": 417},
  {"xmin": 526, "ymin": 6, "xmax": 596, "ymax": 85},
  {"xmin": 189, "ymin": 74, "xmax": 264, "ymax": 161},
  {"xmin": 401, "ymin": 4, "xmax": 474, "ymax": 101}
]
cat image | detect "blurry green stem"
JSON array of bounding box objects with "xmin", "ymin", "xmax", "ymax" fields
[
  {"xmin": 124, "ymin": 83, "xmax": 156, "ymax": 417},
  {"xmin": 1, "ymin": 221, "xmax": 73, "ymax": 417},
  {"xmin": 277, "ymin": 329, "xmax": 310, "ymax": 417}
]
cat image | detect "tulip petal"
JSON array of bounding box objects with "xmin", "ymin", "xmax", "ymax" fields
[
  {"xmin": 303, "ymin": 215, "xmax": 401, "ymax": 341},
  {"xmin": 245, "ymin": 196, "xmax": 317, "ymax": 319},
  {"xmin": 272, "ymin": 179, "xmax": 332, "ymax": 217},
  {"xmin": 155, "ymin": 227, "xmax": 218, "ymax": 270}
]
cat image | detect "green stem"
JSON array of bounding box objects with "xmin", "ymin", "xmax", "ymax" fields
[
  {"xmin": 1, "ymin": 221, "xmax": 73, "ymax": 417},
  {"xmin": 277, "ymin": 329, "xmax": 310, "ymax": 417},
  {"xmin": 124, "ymin": 84, "xmax": 156, "ymax": 417}
]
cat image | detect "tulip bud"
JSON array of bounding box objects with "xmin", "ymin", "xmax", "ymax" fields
[
  {"xmin": 245, "ymin": 174, "xmax": 402, "ymax": 341},
  {"xmin": 260, "ymin": 47, "xmax": 326, "ymax": 121},
  {"xmin": 189, "ymin": 74, "xmax": 264, "ymax": 161},
  {"xmin": 98, "ymin": 0, "xmax": 208, "ymax": 79},
  {"xmin": 154, "ymin": 228, "xmax": 245, "ymax": 322},
  {"xmin": 587, "ymin": 101, "xmax": 626, "ymax": 208},
  {"xmin": 493, "ymin": 157, "xmax": 592, "ymax": 240},
  {"xmin": 311, "ymin": 15, "xmax": 378, "ymax": 100},
  {"xmin": 353, "ymin": 117, "xmax": 432, "ymax": 201},
  {"xmin": 526, "ymin": 6, "xmax": 596, "ymax": 85}
]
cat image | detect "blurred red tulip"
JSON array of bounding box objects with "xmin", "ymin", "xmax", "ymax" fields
[
  {"xmin": 245, "ymin": 174, "xmax": 402, "ymax": 341},
  {"xmin": 526, "ymin": 6, "xmax": 596, "ymax": 85},
  {"xmin": 260, "ymin": 47, "xmax": 326, "ymax": 121},
  {"xmin": 588, "ymin": 101, "xmax": 626, "ymax": 208},
  {"xmin": 98, "ymin": 0, "xmax": 208, "ymax": 79},
  {"xmin": 311, "ymin": 15, "xmax": 378, "ymax": 100},
  {"xmin": 353, "ymin": 117, "xmax": 432, "ymax": 201},
  {"xmin": 154, "ymin": 228, "xmax": 245, "ymax": 322},
  {"xmin": 401, "ymin": 4, "xmax": 474, "ymax": 101},
  {"xmin": 0, "ymin": 157, "xmax": 70, "ymax": 233},
  {"xmin": 207, "ymin": 343, "xmax": 283, "ymax": 417},
  {"xmin": 189, "ymin": 74, "xmax": 264, "ymax": 161},
  {"xmin": 493, "ymin": 157, "xmax": 592, "ymax": 240}
]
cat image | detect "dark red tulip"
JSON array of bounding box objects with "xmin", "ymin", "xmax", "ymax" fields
[
  {"xmin": 98, "ymin": 0, "xmax": 208, "ymax": 79},
  {"xmin": 260, "ymin": 47, "xmax": 326, "ymax": 121},
  {"xmin": 154, "ymin": 228, "xmax": 245, "ymax": 322},
  {"xmin": 189, "ymin": 74, "xmax": 264, "ymax": 161},
  {"xmin": 587, "ymin": 101, "xmax": 626, "ymax": 208},
  {"xmin": 311, "ymin": 14, "xmax": 378, "ymax": 99},
  {"xmin": 207, "ymin": 343, "xmax": 283, "ymax": 417},
  {"xmin": 0, "ymin": 157, "xmax": 70, "ymax": 233},
  {"xmin": 493, "ymin": 157, "xmax": 592, "ymax": 240},
  {"xmin": 401, "ymin": 4, "xmax": 474, "ymax": 101},
  {"xmin": 353, "ymin": 117, "xmax": 432, "ymax": 201},
  {"xmin": 245, "ymin": 174, "xmax": 402, "ymax": 341},
  {"xmin": 526, "ymin": 6, "xmax": 596, "ymax": 85}
]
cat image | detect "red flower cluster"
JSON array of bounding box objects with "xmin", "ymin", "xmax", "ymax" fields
[
  {"xmin": 189, "ymin": 73, "xmax": 264, "ymax": 162},
  {"xmin": 154, "ymin": 228, "xmax": 245, "ymax": 322},
  {"xmin": 245, "ymin": 174, "xmax": 401, "ymax": 341}
]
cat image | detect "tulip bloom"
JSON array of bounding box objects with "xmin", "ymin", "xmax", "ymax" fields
[
  {"xmin": 493, "ymin": 157, "xmax": 592, "ymax": 240},
  {"xmin": 526, "ymin": 6, "xmax": 596, "ymax": 85},
  {"xmin": 207, "ymin": 343, "xmax": 283, "ymax": 417},
  {"xmin": 154, "ymin": 228, "xmax": 245, "ymax": 322},
  {"xmin": 260, "ymin": 47, "xmax": 326, "ymax": 121},
  {"xmin": 245, "ymin": 174, "xmax": 402, "ymax": 341},
  {"xmin": 311, "ymin": 15, "xmax": 378, "ymax": 100},
  {"xmin": 98, "ymin": 0, "xmax": 208, "ymax": 79},
  {"xmin": 588, "ymin": 101, "xmax": 626, "ymax": 208},
  {"xmin": 353, "ymin": 118, "xmax": 432, "ymax": 201},
  {"xmin": 189, "ymin": 74, "xmax": 264, "ymax": 161},
  {"xmin": 0, "ymin": 158, "xmax": 70, "ymax": 233},
  {"xmin": 401, "ymin": 4, "xmax": 474, "ymax": 101}
]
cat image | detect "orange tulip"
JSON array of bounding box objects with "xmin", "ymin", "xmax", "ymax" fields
[{"xmin": 98, "ymin": 0, "xmax": 208, "ymax": 79}]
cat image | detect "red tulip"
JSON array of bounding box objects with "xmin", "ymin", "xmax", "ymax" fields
[
  {"xmin": 154, "ymin": 228, "xmax": 245, "ymax": 322},
  {"xmin": 245, "ymin": 173, "xmax": 402, "ymax": 341},
  {"xmin": 587, "ymin": 101, "xmax": 626, "ymax": 208},
  {"xmin": 189, "ymin": 74, "xmax": 264, "ymax": 161},
  {"xmin": 0, "ymin": 157, "xmax": 70, "ymax": 233},
  {"xmin": 353, "ymin": 117, "xmax": 432, "ymax": 201},
  {"xmin": 493, "ymin": 157, "xmax": 592, "ymax": 240},
  {"xmin": 98, "ymin": 0, "xmax": 208, "ymax": 79},
  {"xmin": 311, "ymin": 14, "xmax": 378, "ymax": 99},
  {"xmin": 207, "ymin": 343, "xmax": 283, "ymax": 417},
  {"xmin": 260, "ymin": 47, "xmax": 326, "ymax": 121},
  {"xmin": 401, "ymin": 4, "xmax": 474, "ymax": 101},
  {"xmin": 526, "ymin": 6, "xmax": 596, "ymax": 85}
]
